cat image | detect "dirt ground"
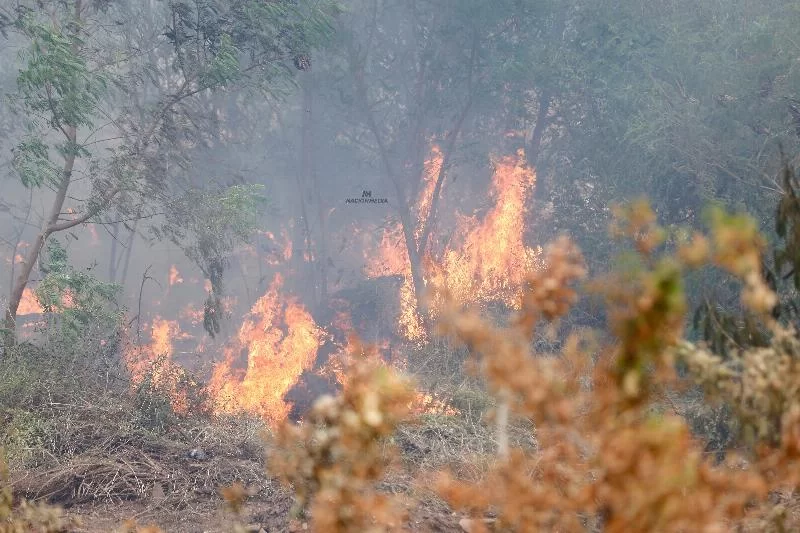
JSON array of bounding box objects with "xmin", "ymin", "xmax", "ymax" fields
[{"xmin": 62, "ymin": 487, "xmax": 464, "ymax": 532}]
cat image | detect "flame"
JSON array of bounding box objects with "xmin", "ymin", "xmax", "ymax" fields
[
  {"xmin": 414, "ymin": 144, "xmax": 443, "ymax": 248},
  {"xmin": 150, "ymin": 317, "xmax": 179, "ymax": 358},
  {"xmin": 17, "ymin": 287, "xmax": 43, "ymax": 315},
  {"xmin": 410, "ymin": 392, "xmax": 459, "ymax": 416},
  {"xmin": 431, "ymin": 149, "xmax": 541, "ymax": 308},
  {"xmin": 364, "ymin": 227, "xmax": 427, "ymax": 341},
  {"xmin": 88, "ymin": 225, "xmax": 100, "ymax": 246},
  {"xmin": 124, "ymin": 317, "xmax": 193, "ymax": 414},
  {"xmin": 180, "ymin": 304, "xmax": 205, "ymax": 326},
  {"xmin": 60, "ymin": 288, "xmax": 76, "ymax": 308},
  {"xmin": 366, "ymin": 148, "xmax": 541, "ymax": 340},
  {"xmin": 125, "ymin": 317, "xmax": 179, "ymax": 383},
  {"xmin": 169, "ymin": 265, "xmax": 184, "ymax": 286},
  {"xmin": 209, "ymin": 273, "xmax": 323, "ymax": 424}
]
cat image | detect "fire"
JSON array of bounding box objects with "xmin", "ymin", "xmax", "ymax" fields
[
  {"xmin": 17, "ymin": 287, "xmax": 43, "ymax": 315},
  {"xmin": 169, "ymin": 265, "xmax": 183, "ymax": 286},
  {"xmin": 88, "ymin": 225, "xmax": 100, "ymax": 246},
  {"xmin": 125, "ymin": 317, "xmax": 179, "ymax": 382},
  {"xmin": 414, "ymin": 144, "xmax": 443, "ymax": 248},
  {"xmin": 124, "ymin": 317, "xmax": 194, "ymax": 413},
  {"xmin": 150, "ymin": 317, "xmax": 179, "ymax": 359},
  {"xmin": 180, "ymin": 304, "xmax": 205, "ymax": 326},
  {"xmin": 410, "ymin": 392, "xmax": 459, "ymax": 416},
  {"xmin": 209, "ymin": 273, "xmax": 323, "ymax": 424},
  {"xmin": 431, "ymin": 149, "xmax": 541, "ymax": 308},
  {"xmin": 365, "ymin": 227, "xmax": 427, "ymax": 341},
  {"xmin": 366, "ymin": 148, "xmax": 541, "ymax": 340}
]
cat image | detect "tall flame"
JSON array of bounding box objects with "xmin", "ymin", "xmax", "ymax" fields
[
  {"xmin": 366, "ymin": 148, "xmax": 541, "ymax": 340},
  {"xmin": 415, "ymin": 144, "xmax": 443, "ymax": 248},
  {"xmin": 123, "ymin": 317, "xmax": 195, "ymax": 414},
  {"xmin": 431, "ymin": 149, "xmax": 541, "ymax": 308},
  {"xmin": 169, "ymin": 265, "xmax": 183, "ymax": 286}
]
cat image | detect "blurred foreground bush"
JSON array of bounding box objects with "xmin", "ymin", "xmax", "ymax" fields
[{"xmin": 267, "ymin": 199, "xmax": 800, "ymax": 532}]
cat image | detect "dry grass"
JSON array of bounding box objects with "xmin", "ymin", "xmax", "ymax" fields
[{"xmin": 4, "ymin": 398, "xmax": 267, "ymax": 510}]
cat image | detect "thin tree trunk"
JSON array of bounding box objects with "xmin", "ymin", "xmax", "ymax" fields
[
  {"xmin": 109, "ymin": 222, "xmax": 120, "ymax": 283},
  {"xmin": 302, "ymin": 71, "xmax": 329, "ymax": 309},
  {"xmin": 119, "ymin": 219, "xmax": 138, "ymax": 289},
  {"xmin": 528, "ymin": 89, "xmax": 551, "ymax": 166},
  {"xmin": 6, "ymin": 127, "xmax": 78, "ymax": 339},
  {"xmin": 416, "ymin": 34, "xmax": 477, "ymax": 259}
]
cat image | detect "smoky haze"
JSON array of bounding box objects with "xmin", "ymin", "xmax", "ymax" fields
[{"xmin": 0, "ymin": 0, "xmax": 797, "ymax": 420}]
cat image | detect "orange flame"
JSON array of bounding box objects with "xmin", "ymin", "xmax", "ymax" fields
[
  {"xmin": 366, "ymin": 148, "xmax": 541, "ymax": 340},
  {"xmin": 125, "ymin": 317, "xmax": 179, "ymax": 382},
  {"xmin": 209, "ymin": 273, "xmax": 323, "ymax": 424},
  {"xmin": 431, "ymin": 149, "xmax": 541, "ymax": 308},
  {"xmin": 124, "ymin": 317, "xmax": 194, "ymax": 414},
  {"xmin": 17, "ymin": 287, "xmax": 43, "ymax": 315},
  {"xmin": 169, "ymin": 265, "xmax": 184, "ymax": 286},
  {"xmin": 88, "ymin": 225, "xmax": 100, "ymax": 246},
  {"xmin": 410, "ymin": 392, "xmax": 459, "ymax": 416},
  {"xmin": 180, "ymin": 304, "xmax": 205, "ymax": 326},
  {"xmin": 414, "ymin": 144, "xmax": 443, "ymax": 248}
]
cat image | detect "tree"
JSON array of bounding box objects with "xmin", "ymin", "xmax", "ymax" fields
[
  {"xmin": 1, "ymin": 0, "xmax": 339, "ymax": 342},
  {"xmin": 508, "ymin": 0, "xmax": 800, "ymax": 267},
  {"xmin": 329, "ymin": 0, "xmax": 527, "ymax": 320}
]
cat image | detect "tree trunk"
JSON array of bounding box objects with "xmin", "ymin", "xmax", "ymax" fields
[
  {"xmin": 109, "ymin": 222, "xmax": 120, "ymax": 283},
  {"xmin": 304, "ymin": 74, "xmax": 329, "ymax": 308},
  {"xmin": 118, "ymin": 220, "xmax": 138, "ymax": 289},
  {"xmin": 5, "ymin": 127, "xmax": 78, "ymax": 340},
  {"xmin": 528, "ymin": 89, "xmax": 551, "ymax": 168},
  {"xmin": 301, "ymin": 70, "xmax": 330, "ymax": 311}
]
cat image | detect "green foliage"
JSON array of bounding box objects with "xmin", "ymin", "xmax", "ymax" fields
[
  {"xmin": 0, "ymin": 343, "xmax": 53, "ymax": 409},
  {"xmin": 154, "ymin": 184, "xmax": 267, "ymax": 337},
  {"xmin": 200, "ymin": 33, "xmax": 240, "ymax": 88},
  {"xmin": 165, "ymin": 0, "xmax": 339, "ymax": 90},
  {"xmin": 14, "ymin": 16, "xmax": 106, "ymax": 131},
  {"xmin": 168, "ymin": 183, "xmax": 266, "ymax": 272},
  {"xmin": 693, "ymin": 161, "xmax": 800, "ymax": 359},
  {"xmin": 11, "ymin": 136, "xmax": 59, "ymax": 188},
  {"xmin": 34, "ymin": 239, "xmax": 123, "ymax": 343}
]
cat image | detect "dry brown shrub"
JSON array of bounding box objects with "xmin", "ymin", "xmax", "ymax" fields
[
  {"xmin": 269, "ymin": 200, "xmax": 800, "ymax": 532},
  {"xmin": 268, "ymin": 338, "xmax": 416, "ymax": 532},
  {"xmin": 0, "ymin": 451, "xmax": 77, "ymax": 533}
]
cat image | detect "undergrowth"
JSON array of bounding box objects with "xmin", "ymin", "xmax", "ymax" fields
[{"xmin": 7, "ymin": 200, "xmax": 800, "ymax": 531}]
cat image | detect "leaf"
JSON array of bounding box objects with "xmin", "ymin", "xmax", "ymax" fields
[{"xmin": 12, "ymin": 137, "xmax": 60, "ymax": 188}]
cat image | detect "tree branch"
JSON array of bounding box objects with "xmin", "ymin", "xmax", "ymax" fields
[
  {"xmin": 416, "ymin": 32, "xmax": 478, "ymax": 258},
  {"xmin": 46, "ymin": 186, "xmax": 122, "ymax": 233}
]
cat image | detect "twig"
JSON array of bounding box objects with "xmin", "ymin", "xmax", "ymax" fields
[{"xmin": 136, "ymin": 265, "xmax": 161, "ymax": 346}]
